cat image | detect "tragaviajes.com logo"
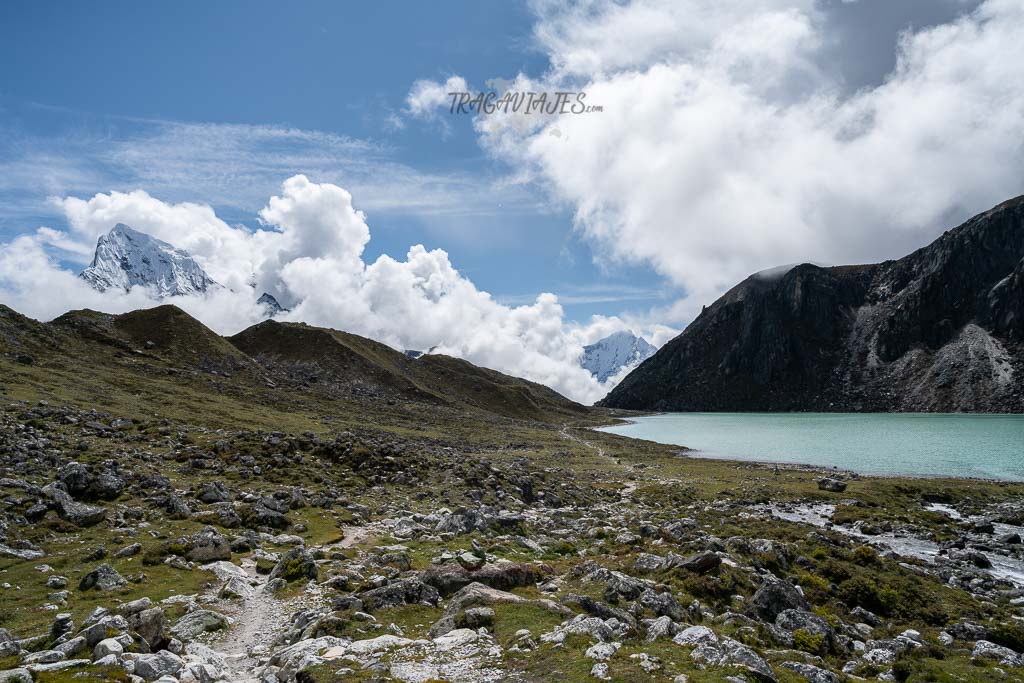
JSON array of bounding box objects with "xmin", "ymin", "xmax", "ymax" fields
[{"xmin": 448, "ymin": 90, "xmax": 602, "ymax": 115}]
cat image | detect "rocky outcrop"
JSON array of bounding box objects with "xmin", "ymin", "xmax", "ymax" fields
[{"xmin": 601, "ymin": 196, "xmax": 1024, "ymax": 412}]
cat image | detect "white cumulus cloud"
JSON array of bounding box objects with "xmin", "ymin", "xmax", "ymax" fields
[
  {"xmin": 406, "ymin": 76, "xmax": 469, "ymax": 118},
  {"xmin": 469, "ymin": 0, "xmax": 1024, "ymax": 322}
]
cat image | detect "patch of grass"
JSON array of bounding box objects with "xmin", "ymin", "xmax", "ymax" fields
[
  {"xmin": 35, "ymin": 664, "xmax": 132, "ymax": 682},
  {"xmin": 490, "ymin": 602, "xmax": 567, "ymax": 647}
]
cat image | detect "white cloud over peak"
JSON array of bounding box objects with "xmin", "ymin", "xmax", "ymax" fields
[
  {"xmin": 1, "ymin": 175, "xmax": 667, "ymax": 404},
  {"xmin": 438, "ymin": 0, "xmax": 1024, "ymax": 322}
]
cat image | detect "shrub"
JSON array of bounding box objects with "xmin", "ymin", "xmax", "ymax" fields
[
  {"xmin": 793, "ymin": 628, "xmax": 825, "ymax": 655},
  {"xmin": 891, "ymin": 659, "xmax": 913, "ymax": 682},
  {"xmin": 818, "ymin": 559, "xmax": 851, "ymax": 583},
  {"xmin": 988, "ymin": 623, "xmax": 1024, "ymax": 653},
  {"xmin": 853, "ymin": 545, "xmax": 879, "ymax": 566},
  {"xmin": 796, "ymin": 572, "xmax": 831, "ymax": 603},
  {"xmin": 838, "ymin": 576, "xmax": 897, "ymax": 615},
  {"xmin": 548, "ymin": 540, "xmax": 578, "ymax": 556}
]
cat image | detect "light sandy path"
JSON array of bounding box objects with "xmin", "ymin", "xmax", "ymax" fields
[
  {"xmin": 560, "ymin": 424, "xmax": 638, "ymax": 497},
  {"xmin": 214, "ymin": 557, "xmax": 288, "ymax": 683},
  {"xmin": 210, "ymin": 526, "xmax": 370, "ymax": 681}
]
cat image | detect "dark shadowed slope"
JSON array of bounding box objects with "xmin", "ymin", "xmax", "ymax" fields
[
  {"xmin": 227, "ymin": 319, "xmax": 586, "ymax": 421},
  {"xmin": 600, "ymin": 196, "xmax": 1024, "ymax": 413}
]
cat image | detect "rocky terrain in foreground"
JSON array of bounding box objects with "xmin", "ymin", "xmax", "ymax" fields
[
  {"xmin": 3, "ymin": 302, "xmax": 1024, "ymax": 682},
  {"xmin": 602, "ymin": 196, "xmax": 1024, "ymax": 412}
]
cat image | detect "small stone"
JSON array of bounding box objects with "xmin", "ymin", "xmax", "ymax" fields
[
  {"xmin": 585, "ymin": 641, "xmax": 620, "ymax": 661},
  {"xmin": 114, "ymin": 543, "xmax": 142, "ymax": 558},
  {"xmin": 817, "ymin": 478, "xmax": 847, "ymax": 493},
  {"xmin": 679, "ymin": 551, "xmax": 721, "ymax": 574},
  {"xmin": 21, "ymin": 650, "xmax": 65, "ymax": 665},
  {"xmin": 45, "ymin": 576, "xmax": 68, "ymax": 589},
  {"xmin": 457, "ymin": 551, "xmax": 486, "ymax": 571}
]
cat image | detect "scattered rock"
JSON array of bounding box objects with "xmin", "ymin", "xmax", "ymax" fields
[
  {"xmin": 78, "ymin": 564, "xmax": 127, "ymax": 592},
  {"xmin": 817, "ymin": 478, "xmax": 847, "ymax": 493}
]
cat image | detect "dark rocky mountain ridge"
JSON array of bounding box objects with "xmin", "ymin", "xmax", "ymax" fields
[{"xmin": 600, "ymin": 196, "xmax": 1024, "ymax": 412}]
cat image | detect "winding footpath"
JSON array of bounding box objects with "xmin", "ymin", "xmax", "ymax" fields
[
  {"xmin": 560, "ymin": 424, "xmax": 638, "ymax": 498},
  {"xmin": 208, "ymin": 526, "xmax": 371, "ymax": 682}
]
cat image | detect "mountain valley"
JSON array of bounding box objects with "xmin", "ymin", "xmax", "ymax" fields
[{"xmin": 2, "ymin": 299, "xmax": 1024, "ymax": 682}]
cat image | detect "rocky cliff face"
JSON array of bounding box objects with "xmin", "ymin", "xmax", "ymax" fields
[{"xmin": 600, "ymin": 196, "xmax": 1024, "ymax": 412}]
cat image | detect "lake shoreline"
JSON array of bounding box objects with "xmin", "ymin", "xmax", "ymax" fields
[{"xmin": 594, "ymin": 411, "xmax": 1024, "ymax": 483}]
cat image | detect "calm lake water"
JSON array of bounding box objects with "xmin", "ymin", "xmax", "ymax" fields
[{"xmin": 597, "ymin": 413, "xmax": 1024, "ymax": 480}]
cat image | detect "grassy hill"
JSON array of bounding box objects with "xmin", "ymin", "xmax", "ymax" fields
[
  {"xmin": 0, "ymin": 304, "xmax": 586, "ymax": 432},
  {"xmin": 228, "ymin": 318, "xmax": 586, "ymax": 421}
]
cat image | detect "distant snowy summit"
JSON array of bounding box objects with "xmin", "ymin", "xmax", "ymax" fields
[
  {"xmin": 80, "ymin": 224, "xmax": 218, "ymax": 297},
  {"xmin": 580, "ymin": 330, "xmax": 656, "ymax": 383},
  {"xmin": 79, "ymin": 224, "xmax": 289, "ymax": 317},
  {"xmin": 257, "ymin": 292, "xmax": 287, "ymax": 316}
]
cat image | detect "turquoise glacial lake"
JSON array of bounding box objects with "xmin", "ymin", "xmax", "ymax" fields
[{"xmin": 597, "ymin": 413, "xmax": 1024, "ymax": 480}]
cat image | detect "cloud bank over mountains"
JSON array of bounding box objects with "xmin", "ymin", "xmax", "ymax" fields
[
  {"xmin": 412, "ymin": 0, "xmax": 1024, "ymax": 321},
  {"xmin": 0, "ymin": 175, "xmax": 673, "ymax": 404}
]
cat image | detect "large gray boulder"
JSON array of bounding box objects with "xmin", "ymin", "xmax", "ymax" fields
[
  {"xmin": 0, "ymin": 629, "xmax": 19, "ymax": 658},
  {"xmin": 129, "ymin": 607, "xmax": 166, "ymax": 650},
  {"xmin": 748, "ymin": 579, "xmax": 810, "ymax": 622},
  {"xmin": 973, "ymin": 640, "xmax": 1024, "ymax": 666},
  {"xmin": 268, "ymin": 547, "xmax": 318, "ymax": 583},
  {"xmin": 196, "ymin": 481, "xmax": 232, "ymax": 504},
  {"xmin": 775, "ymin": 609, "xmax": 841, "ymax": 653},
  {"xmin": 0, "ymin": 544, "xmax": 44, "ymax": 561},
  {"xmin": 781, "ymin": 661, "xmax": 841, "ymax": 683},
  {"xmin": 422, "ymin": 561, "xmax": 553, "ymax": 596},
  {"xmin": 359, "ymin": 578, "xmax": 440, "ymax": 611},
  {"xmin": 42, "ymin": 483, "xmax": 106, "ymax": 527},
  {"xmin": 78, "ymin": 564, "xmax": 126, "ymax": 592},
  {"xmin": 679, "ymin": 551, "xmax": 721, "ymax": 574},
  {"xmin": 91, "ymin": 471, "xmax": 125, "ymax": 500},
  {"xmin": 131, "ymin": 651, "xmax": 184, "ymax": 681},
  {"xmin": 56, "ymin": 462, "xmax": 91, "ymax": 497},
  {"xmin": 169, "ymin": 610, "xmax": 229, "ymax": 642},
  {"xmin": 817, "ymin": 478, "xmax": 847, "ymax": 493},
  {"xmin": 185, "ymin": 527, "xmax": 231, "ymax": 563},
  {"xmin": 93, "ymin": 638, "xmax": 124, "ymax": 659},
  {"xmin": 682, "ymin": 627, "xmax": 777, "ymax": 683}
]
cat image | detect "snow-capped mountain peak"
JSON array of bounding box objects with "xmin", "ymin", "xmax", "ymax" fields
[
  {"xmin": 79, "ymin": 224, "xmax": 218, "ymax": 297},
  {"xmin": 580, "ymin": 330, "xmax": 656, "ymax": 383},
  {"xmin": 257, "ymin": 292, "xmax": 287, "ymax": 317}
]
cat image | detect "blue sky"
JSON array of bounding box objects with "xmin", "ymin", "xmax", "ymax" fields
[{"xmin": 0, "ymin": 1, "xmax": 673, "ymax": 322}]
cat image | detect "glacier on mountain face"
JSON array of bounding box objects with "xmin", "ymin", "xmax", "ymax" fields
[
  {"xmin": 580, "ymin": 330, "xmax": 656, "ymax": 383},
  {"xmin": 79, "ymin": 224, "xmax": 218, "ymax": 297}
]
